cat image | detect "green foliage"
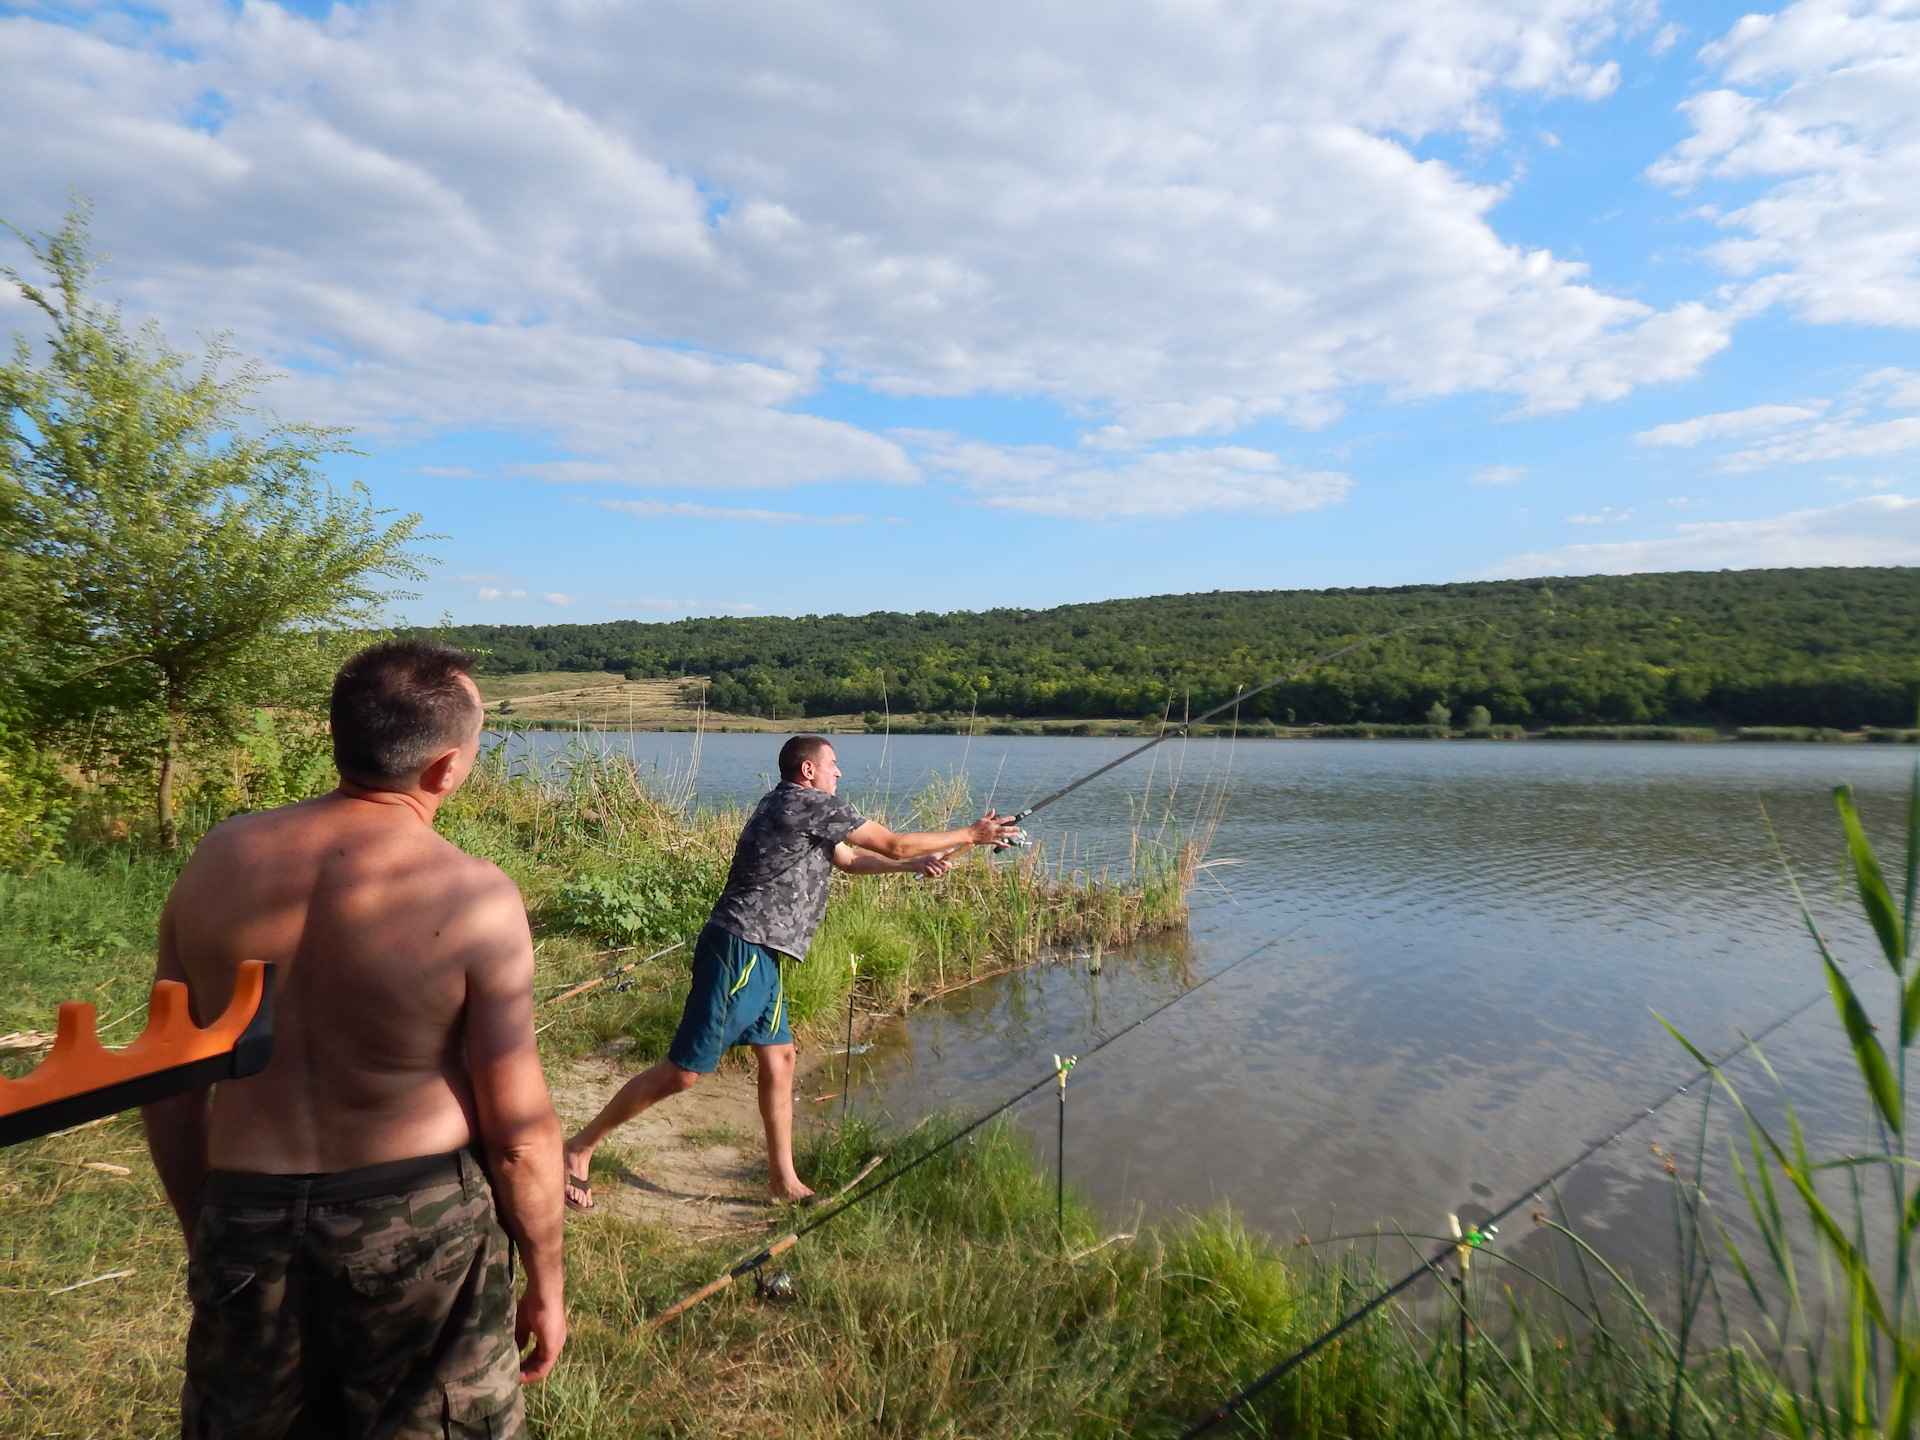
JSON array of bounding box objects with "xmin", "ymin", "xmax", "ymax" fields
[
  {"xmin": 0, "ymin": 849, "xmax": 179, "ymax": 1037},
  {"xmin": 546, "ymin": 859, "xmax": 724, "ymax": 947},
  {"xmin": 433, "ymin": 567, "xmax": 1920, "ymax": 728},
  {"xmin": 0, "ymin": 725, "xmax": 70, "ymax": 872},
  {"xmin": 0, "ymin": 204, "xmax": 427, "ymax": 843},
  {"xmin": 1541, "ymin": 725, "xmax": 1720, "ymax": 741},
  {"xmin": 1464, "ymin": 703, "xmax": 1493, "ymax": 730},
  {"xmin": 1655, "ymin": 756, "xmax": 1920, "ymax": 1436}
]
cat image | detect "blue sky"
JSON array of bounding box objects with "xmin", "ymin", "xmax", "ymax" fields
[{"xmin": 2, "ymin": 0, "xmax": 1917, "ymax": 623}]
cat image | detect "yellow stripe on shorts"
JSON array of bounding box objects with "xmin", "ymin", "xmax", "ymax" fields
[{"xmin": 729, "ymin": 954, "xmax": 757, "ymax": 997}]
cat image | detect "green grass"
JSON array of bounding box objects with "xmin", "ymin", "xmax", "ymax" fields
[{"xmin": 23, "ymin": 739, "xmax": 1916, "ymax": 1436}]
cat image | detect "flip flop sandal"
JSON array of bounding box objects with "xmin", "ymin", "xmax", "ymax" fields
[{"xmin": 565, "ymin": 1174, "xmax": 594, "ymax": 1211}]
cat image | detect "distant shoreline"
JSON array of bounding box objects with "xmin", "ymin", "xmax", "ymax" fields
[{"xmin": 486, "ymin": 718, "xmax": 1919, "ymax": 744}]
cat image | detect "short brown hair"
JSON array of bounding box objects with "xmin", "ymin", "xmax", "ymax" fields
[
  {"xmin": 330, "ymin": 639, "xmax": 481, "ymax": 787},
  {"xmin": 778, "ymin": 734, "xmax": 833, "ymax": 781}
]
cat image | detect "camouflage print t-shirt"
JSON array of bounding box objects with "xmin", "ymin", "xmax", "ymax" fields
[{"xmin": 707, "ymin": 782, "xmax": 866, "ymax": 960}]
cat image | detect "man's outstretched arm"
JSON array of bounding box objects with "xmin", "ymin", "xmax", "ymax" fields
[
  {"xmin": 833, "ymin": 844, "xmax": 957, "ymax": 877},
  {"xmin": 461, "ymin": 874, "xmax": 567, "ymax": 1382},
  {"xmin": 841, "ymin": 813, "xmax": 1018, "ymax": 862}
]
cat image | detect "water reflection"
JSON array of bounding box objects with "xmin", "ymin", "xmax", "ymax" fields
[{"xmin": 500, "ymin": 727, "xmax": 1914, "ymax": 1279}]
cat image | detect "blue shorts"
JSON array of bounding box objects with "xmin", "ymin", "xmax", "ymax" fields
[{"xmin": 667, "ymin": 924, "xmax": 791, "ymax": 1074}]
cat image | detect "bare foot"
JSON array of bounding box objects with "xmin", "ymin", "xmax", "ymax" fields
[{"xmin": 768, "ymin": 1179, "xmax": 816, "ymax": 1205}]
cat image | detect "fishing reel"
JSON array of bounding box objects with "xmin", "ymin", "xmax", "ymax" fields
[{"xmin": 755, "ymin": 1269, "xmax": 798, "ymax": 1304}]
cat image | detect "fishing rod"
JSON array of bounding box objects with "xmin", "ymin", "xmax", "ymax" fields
[
  {"xmin": 1002, "ymin": 613, "xmax": 1499, "ymax": 830},
  {"xmin": 1174, "ymin": 977, "xmax": 1840, "ymax": 1438},
  {"xmin": 646, "ymin": 920, "xmax": 1311, "ymax": 1328},
  {"xmin": 540, "ymin": 938, "xmax": 687, "ymax": 1008}
]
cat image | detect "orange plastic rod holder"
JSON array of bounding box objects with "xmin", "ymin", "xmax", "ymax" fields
[{"xmin": 0, "ymin": 961, "xmax": 276, "ymax": 1148}]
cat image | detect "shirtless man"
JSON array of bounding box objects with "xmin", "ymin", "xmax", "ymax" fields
[
  {"xmin": 563, "ymin": 734, "xmax": 1019, "ymax": 1208},
  {"xmin": 143, "ymin": 639, "xmax": 565, "ymax": 1440}
]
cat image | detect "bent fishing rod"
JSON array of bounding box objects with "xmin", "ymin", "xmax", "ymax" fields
[
  {"xmin": 1001, "ymin": 613, "xmax": 1500, "ymax": 831},
  {"xmin": 645, "ymin": 919, "xmax": 1312, "ymax": 1328},
  {"xmin": 1173, "ymin": 976, "xmax": 1841, "ymax": 1438}
]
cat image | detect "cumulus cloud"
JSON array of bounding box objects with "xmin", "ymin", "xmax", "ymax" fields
[
  {"xmin": 0, "ymin": 0, "xmax": 1728, "ymax": 505},
  {"xmin": 910, "ymin": 436, "xmax": 1353, "ymax": 519},
  {"xmin": 1481, "ymin": 493, "xmax": 1920, "ymax": 575},
  {"xmin": 1651, "ymin": 0, "xmax": 1920, "ymax": 327},
  {"xmin": 475, "ymin": 586, "xmax": 527, "ymax": 599},
  {"xmin": 541, "ymin": 593, "xmax": 576, "ymax": 606},
  {"xmin": 1470, "ymin": 464, "xmax": 1530, "ymax": 484}
]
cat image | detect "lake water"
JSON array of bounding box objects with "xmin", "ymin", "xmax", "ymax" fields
[{"xmin": 501, "ymin": 729, "xmax": 1916, "ymax": 1279}]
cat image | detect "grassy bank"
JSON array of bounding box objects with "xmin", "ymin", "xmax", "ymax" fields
[
  {"xmin": 8, "ymin": 743, "xmax": 1910, "ymax": 1436},
  {"xmin": 0, "ymin": 1099, "xmax": 1731, "ymax": 1439}
]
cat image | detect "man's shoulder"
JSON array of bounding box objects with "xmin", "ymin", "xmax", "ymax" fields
[{"xmin": 757, "ymin": 783, "xmax": 861, "ymax": 827}]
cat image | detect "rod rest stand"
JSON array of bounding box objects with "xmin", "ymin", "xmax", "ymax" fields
[{"xmin": 0, "ymin": 961, "xmax": 275, "ymax": 1148}]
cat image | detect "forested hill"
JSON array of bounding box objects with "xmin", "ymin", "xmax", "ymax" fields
[{"xmin": 432, "ymin": 568, "xmax": 1920, "ymax": 729}]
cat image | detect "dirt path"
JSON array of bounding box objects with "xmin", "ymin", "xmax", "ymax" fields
[{"xmin": 549, "ymin": 1041, "xmax": 845, "ymax": 1238}]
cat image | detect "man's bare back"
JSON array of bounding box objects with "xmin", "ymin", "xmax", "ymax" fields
[
  {"xmin": 161, "ymin": 788, "xmax": 532, "ymax": 1174},
  {"xmin": 144, "ymin": 649, "xmax": 565, "ymax": 1436}
]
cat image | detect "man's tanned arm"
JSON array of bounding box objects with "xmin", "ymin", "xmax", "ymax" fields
[
  {"xmin": 143, "ymin": 905, "xmax": 212, "ymax": 1248},
  {"xmin": 841, "ymin": 814, "xmax": 1016, "ymax": 863},
  {"xmin": 462, "ymin": 874, "xmax": 568, "ymax": 1381}
]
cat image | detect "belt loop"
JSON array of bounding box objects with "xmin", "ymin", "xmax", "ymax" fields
[
  {"xmin": 457, "ymin": 1147, "xmax": 475, "ymax": 1199},
  {"xmin": 289, "ymin": 1177, "xmax": 312, "ymax": 1242}
]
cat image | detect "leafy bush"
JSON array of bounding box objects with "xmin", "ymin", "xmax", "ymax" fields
[
  {"xmin": 0, "ymin": 734, "xmax": 71, "ymax": 872},
  {"xmin": 546, "ymin": 858, "xmax": 724, "ymax": 946}
]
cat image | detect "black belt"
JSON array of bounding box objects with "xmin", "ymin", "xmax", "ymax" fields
[{"xmin": 204, "ymin": 1149, "xmax": 471, "ymax": 1208}]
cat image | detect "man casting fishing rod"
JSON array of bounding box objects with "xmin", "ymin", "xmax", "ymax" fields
[{"xmin": 563, "ymin": 735, "xmax": 1021, "ymax": 1208}]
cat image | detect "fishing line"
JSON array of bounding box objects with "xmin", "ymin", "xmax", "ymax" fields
[
  {"xmin": 1004, "ymin": 613, "xmax": 1501, "ymax": 829},
  {"xmin": 646, "ymin": 920, "xmax": 1312, "ymax": 1327},
  {"xmin": 1174, "ymin": 977, "xmax": 1840, "ymax": 1438}
]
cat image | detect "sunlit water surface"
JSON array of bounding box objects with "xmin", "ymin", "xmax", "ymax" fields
[{"xmin": 503, "ymin": 730, "xmax": 1916, "ymax": 1282}]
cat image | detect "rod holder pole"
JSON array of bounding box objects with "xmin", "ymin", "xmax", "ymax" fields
[
  {"xmin": 1054, "ymin": 1054, "xmax": 1077, "ymax": 1235},
  {"xmin": 842, "ymin": 956, "xmax": 860, "ymax": 1125}
]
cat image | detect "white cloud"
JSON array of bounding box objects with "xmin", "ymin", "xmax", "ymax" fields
[
  {"xmin": 1723, "ymin": 413, "xmax": 1920, "ymax": 469},
  {"xmin": 0, "ymin": 0, "xmax": 1726, "ymax": 499},
  {"xmin": 1482, "ymin": 493, "xmax": 1920, "ymax": 575},
  {"xmin": 593, "ymin": 499, "xmax": 868, "ymax": 525},
  {"xmin": 912, "ymin": 437, "xmax": 1353, "ymax": 519},
  {"xmin": 541, "ymin": 593, "xmax": 576, "ymax": 606},
  {"xmin": 1470, "ymin": 464, "xmax": 1530, "ymax": 484},
  {"xmin": 1628, "ymin": 368, "xmax": 1920, "ymax": 471},
  {"xmin": 1566, "ymin": 506, "xmax": 1633, "ymax": 523},
  {"xmin": 475, "ymin": 586, "xmax": 527, "ymax": 599},
  {"xmin": 1651, "ymin": 0, "xmax": 1920, "ymax": 327},
  {"xmin": 1635, "ymin": 402, "xmax": 1828, "ymax": 446}
]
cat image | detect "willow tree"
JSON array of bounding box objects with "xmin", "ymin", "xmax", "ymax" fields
[{"xmin": 1, "ymin": 205, "xmax": 428, "ymax": 846}]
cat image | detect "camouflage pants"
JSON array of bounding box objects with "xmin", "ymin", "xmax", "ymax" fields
[{"xmin": 182, "ymin": 1149, "xmax": 526, "ymax": 1440}]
